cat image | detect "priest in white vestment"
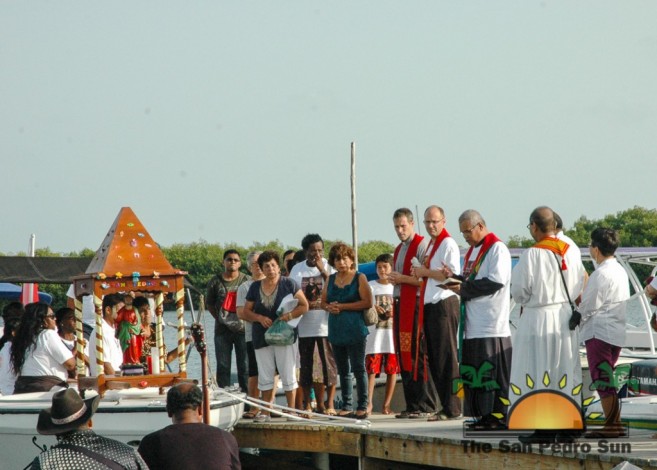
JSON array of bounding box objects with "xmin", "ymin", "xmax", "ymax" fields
[{"xmin": 509, "ymin": 207, "xmax": 586, "ymax": 440}]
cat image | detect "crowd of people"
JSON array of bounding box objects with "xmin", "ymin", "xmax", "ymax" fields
[
  {"xmin": 0, "ymin": 203, "xmax": 654, "ymax": 467},
  {"xmin": 209, "ymin": 204, "xmax": 644, "ymax": 444}
]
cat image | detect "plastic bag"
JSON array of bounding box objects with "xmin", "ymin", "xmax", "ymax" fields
[{"xmin": 264, "ymin": 319, "xmax": 296, "ymax": 346}]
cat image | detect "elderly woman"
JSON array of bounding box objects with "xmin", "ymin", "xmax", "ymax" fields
[
  {"xmin": 322, "ymin": 243, "xmax": 372, "ymax": 419},
  {"xmin": 242, "ymin": 250, "xmax": 309, "ymax": 422},
  {"xmin": 11, "ymin": 302, "xmax": 76, "ymax": 394},
  {"xmin": 580, "ymin": 228, "xmax": 630, "ymax": 438}
]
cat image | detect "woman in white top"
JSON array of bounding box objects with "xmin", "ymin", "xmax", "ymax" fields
[
  {"xmin": 0, "ymin": 315, "xmax": 21, "ymax": 395},
  {"xmin": 579, "ymin": 228, "xmax": 630, "ymax": 438},
  {"xmin": 10, "ymin": 302, "xmax": 75, "ymax": 394}
]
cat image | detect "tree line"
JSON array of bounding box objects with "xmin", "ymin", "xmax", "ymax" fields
[{"xmin": 2, "ymin": 206, "xmax": 655, "ymax": 310}]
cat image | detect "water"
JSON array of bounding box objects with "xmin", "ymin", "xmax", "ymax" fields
[{"xmin": 161, "ymin": 310, "xmax": 224, "ymax": 381}]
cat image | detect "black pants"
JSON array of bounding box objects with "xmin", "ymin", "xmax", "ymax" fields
[
  {"xmin": 393, "ymin": 298, "xmax": 437, "ymax": 413},
  {"xmin": 424, "ymin": 297, "xmax": 462, "ymax": 417}
]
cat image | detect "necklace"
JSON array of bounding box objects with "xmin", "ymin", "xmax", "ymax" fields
[{"xmin": 334, "ymin": 272, "xmax": 353, "ymax": 288}]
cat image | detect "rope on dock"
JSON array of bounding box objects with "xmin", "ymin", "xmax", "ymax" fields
[{"xmin": 215, "ymin": 388, "xmax": 372, "ymax": 429}]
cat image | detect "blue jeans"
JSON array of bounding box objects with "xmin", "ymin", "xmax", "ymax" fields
[
  {"xmin": 332, "ymin": 338, "xmax": 368, "ymax": 412},
  {"xmin": 214, "ymin": 328, "xmax": 248, "ymax": 392}
]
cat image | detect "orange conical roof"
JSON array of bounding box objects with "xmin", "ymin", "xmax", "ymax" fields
[{"xmin": 85, "ymin": 207, "xmax": 177, "ymax": 278}]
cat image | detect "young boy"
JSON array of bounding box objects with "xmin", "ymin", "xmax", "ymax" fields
[{"xmin": 365, "ymin": 254, "xmax": 399, "ymax": 415}]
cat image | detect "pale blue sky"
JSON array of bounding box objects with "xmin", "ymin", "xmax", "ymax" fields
[{"xmin": 2, "ymin": 1, "xmax": 656, "ymax": 254}]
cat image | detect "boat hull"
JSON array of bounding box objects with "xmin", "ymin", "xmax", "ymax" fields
[{"xmin": 0, "ymin": 387, "xmax": 244, "ymax": 469}]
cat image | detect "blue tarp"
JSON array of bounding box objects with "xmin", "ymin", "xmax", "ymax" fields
[{"xmin": 0, "ymin": 283, "xmax": 52, "ymax": 304}]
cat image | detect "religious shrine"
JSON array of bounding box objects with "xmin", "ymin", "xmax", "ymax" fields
[{"xmin": 72, "ymin": 207, "xmax": 189, "ymax": 396}]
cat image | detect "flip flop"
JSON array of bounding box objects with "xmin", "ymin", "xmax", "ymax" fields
[
  {"xmin": 338, "ymin": 410, "xmax": 355, "ymax": 418},
  {"xmin": 323, "ymin": 408, "xmax": 337, "ymax": 416}
]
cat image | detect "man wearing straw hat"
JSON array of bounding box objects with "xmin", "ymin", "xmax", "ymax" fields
[{"xmin": 29, "ymin": 388, "xmax": 147, "ymax": 469}]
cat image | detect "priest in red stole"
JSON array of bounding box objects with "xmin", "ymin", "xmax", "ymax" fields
[
  {"xmin": 442, "ymin": 210, "xmax": 513, "ymax": 431},
  {"xmin": 388, "ymin": 208, "xmax": 437, "ymax": 419},
  {"xmin": 411, "ymin": 206, "xmax": 463, "ymax": 421}
]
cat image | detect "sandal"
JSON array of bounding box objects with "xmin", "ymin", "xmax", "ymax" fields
[
  {"xmin": 355, "ymin": 411, "xmax": 369, "ymax": 419},
  {"xmin": 323, "ymin": 408, "xmax": 337, "ymax": 416},
  {"xmin": 338, "ymin": 410, "xmax": 355, "ymax": 418},
  {"xmin": 242, "ymin": 410, "xmax": 259, "ymax": 419}
]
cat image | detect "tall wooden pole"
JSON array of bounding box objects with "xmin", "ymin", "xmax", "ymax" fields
[{"xmin": 350, "ymin": 142, "xmax": 358, "ymax": 265}]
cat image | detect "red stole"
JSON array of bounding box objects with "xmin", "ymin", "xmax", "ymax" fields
[
  {"xmin": 463, "ymin": 232, "xmax": 501, "ymax": 280},
  {"xmin": 415, "ymin": 229, "xmax": 451, "ymax": 380},
  {"xmin": 533, "ymin": 236, "xmax": 570, "ymax": 270},
  {"xmin": 393, "ymin": 233, "xmax": 424, "ymax": 373}
]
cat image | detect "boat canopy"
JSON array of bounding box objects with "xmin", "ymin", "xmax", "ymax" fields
[{"xmin": 0, "ymin": 256, "xmax": 91, "ymax": 284}]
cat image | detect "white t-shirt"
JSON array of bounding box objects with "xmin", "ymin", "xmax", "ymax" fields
[
  {"xmin": 0, "ymin": 342, "xmax": 16, "ymax": 395},
  {"xmin": 88, "ymin": 319, "xmax": 123, "ymax": 376},
  {"xmin": 579, "ymin": 258, "xmax": 630, "ymax": 346},
  {"xmin": 365, "ymin": 280, "xmax": 395, "ymax": 355},
  {"xmin": 422, "ymin": 236, "xmax": 461, "ymax": 304},
  {"xmin": 21, "ymin": 329, "xmax": 73, "ymax": 381},
  {"xmin": 237, "ymin": 280, "xmax": 254, "ymax": 342},
  {"xmin": 463, "ymin": 241, "xmax": 512, "ymax": 339},
  {"xmin": 66, "ymin": 284, "xmax": 96, "ymax": 326},
  {"xmin": 289, "ymin": 260, "xmax": 335, "ymax": 338}
]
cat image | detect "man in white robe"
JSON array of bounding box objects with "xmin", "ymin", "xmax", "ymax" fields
[{"xmin": 510, "ymin": 206, "xmax": 586, "ymax": 442}]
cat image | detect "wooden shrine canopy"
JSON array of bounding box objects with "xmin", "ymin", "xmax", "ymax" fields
[
  {"xmin": 72, "ymin": 207, "xmax": 190, "ymax": 395},
  {"xmin": 72, "ymin": 207, "xmax": 187, "ymax": 299}
]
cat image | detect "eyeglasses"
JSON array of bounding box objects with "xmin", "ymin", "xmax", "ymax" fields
[
  {"xmin": 225, "ymin": 258, "xmax": 241, "ymax": 263},
  {"xmin": 460, "ymin": 223, "xmax": 480, "ymax": 235},
  {"xmin": 45, "ymin": 313, "xmax": 56, "ymax": 319},
  {"xmin": 424, "ymin": 218, "xmax": 444, "ymax": 225}
]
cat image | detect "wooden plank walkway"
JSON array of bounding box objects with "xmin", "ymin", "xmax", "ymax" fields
[{"xmin": 234, "ymin": 414, "xmax": 657, "ymax": 469}]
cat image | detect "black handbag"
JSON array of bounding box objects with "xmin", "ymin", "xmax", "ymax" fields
[{"xmin": 553, "ymin": 252, "xmax": 582, "ymax": 331}]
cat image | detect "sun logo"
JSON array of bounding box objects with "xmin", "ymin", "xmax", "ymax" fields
[{"xmin": 504, "ymin": 372, "xmax": 595, "ymax": 430}]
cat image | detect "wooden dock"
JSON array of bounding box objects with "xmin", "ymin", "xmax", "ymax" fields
[{"xmin": 234, "ymin": 414, "xmax": 657, "ymax": 469}]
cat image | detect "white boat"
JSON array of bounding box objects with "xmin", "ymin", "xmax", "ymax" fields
[
  {"xmin": 0, "ymin": 385, "xmax": 244, "ymax": 469},
  {"xmin": 0, "ymin": 211, "xmax": 247, "ymax": 468},
  {"xmin": 560, "ymin": 248, "xmax": 657, "ymax": 430}
]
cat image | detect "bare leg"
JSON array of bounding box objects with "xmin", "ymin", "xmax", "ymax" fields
[
  {"xmin": 246, "ymin": 376, "xmax": 260, "ymax": 415},
  {"xmin": 301, "ymin": 385, "xmax": 312, "ymax": 410},
  {"xmin": 313, "ymin": 382, "xmax": 326, "ymax": 412},
  {"xmin": 367, "ymin": 373, "xmax": 376, "ymax": 414},
  {"xmin": 270, "ymin": 375, "xmax": 279, "ymax": 404},
  {"xmin": 285, "ymin": 388, "xmax": 297, "ymax": 410},
  {"xmin": 382, "ymin": 373, "xmax": 397, "ymax": 414},
  {"xmin": 326, "ymin": 384, "xmax": 337, "ymax": 411},
  {"xmin": 260, "ymin": 389, "xmax": 274, "ymax": 417},
  {"xmin": 295, "ymin": 385, "xmax": 304, "ymax": 410}
]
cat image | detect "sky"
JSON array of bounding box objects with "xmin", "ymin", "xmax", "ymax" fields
[{"xmin": 2, "ymin": 1, "xmax": 656, "ymax": 255}]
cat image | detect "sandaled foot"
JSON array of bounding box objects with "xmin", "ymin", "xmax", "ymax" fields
[
  {"xmin": 242, "ymin": 410, "xmax": 259, "ymax": 419},
  {"xmin": 324, "ymin": 408, "xmax": 337, "ymax": 416},
  {"xmin": 355, "ymin": 411, "xmax": 369, "ymax": 419},
  {"xmin": 338, "ymin": 410, "xmax": 355, "ymax": 418},
  {"xmin": 381, "ymin": 406, "xmax": 394, "ymax": 415}
]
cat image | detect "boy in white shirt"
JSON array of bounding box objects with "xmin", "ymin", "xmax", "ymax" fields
[{"xmin": 365, "ymin": 254, "xmax": 398, "ymax": 415}]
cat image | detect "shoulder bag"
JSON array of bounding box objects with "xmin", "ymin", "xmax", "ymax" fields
[{"xmin": 552, "ymin": 252, "xmax": 582, "ymax": 331}]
